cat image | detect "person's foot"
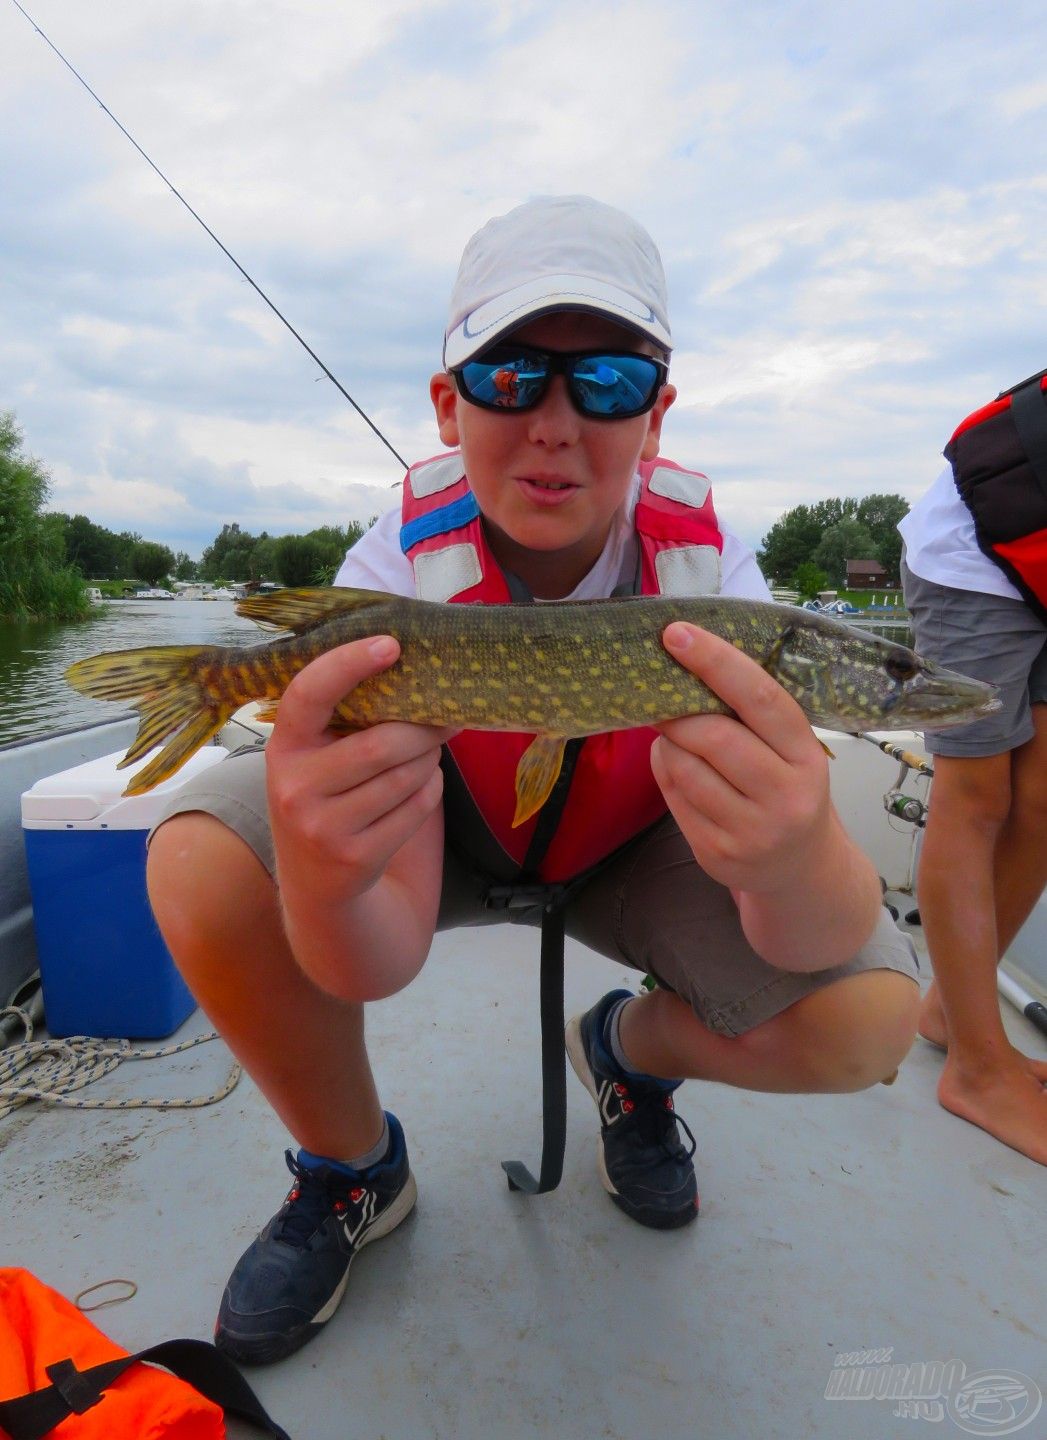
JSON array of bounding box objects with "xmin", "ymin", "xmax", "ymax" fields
[
  {"xmin": 919, "ymin": 978, "xmax": 1047, "ymax": 1060},
  {"xmin": 566, "ymin": 989, "xmax": 699, "ymax": 1229},
  {"xmin": 215, "ymin": 1113, "xmax": 417, "ymax": 1364},
  {"xmin": 937, "ymin": 1049, "xmax": 1047, "ymax": 1166}
]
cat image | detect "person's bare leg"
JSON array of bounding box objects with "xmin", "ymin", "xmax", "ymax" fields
[
  {"xmin": 916, "ymin": 751, "xmax": 1011, "ymax": 1054},
  {"xmin": 920, "ymin": 706, "xmax": 1047, "ymax": 1048},
  {"xmin": 914, "ymin": 709, "xmax": 1047, "ymax": 1165},
  {"xmin": 618, "ymin": 968, "xmax": 919, "ymax": 1095},
  {"xmin": 147, "ymin": 813, "xmax": 384, "ymax": 1160}
]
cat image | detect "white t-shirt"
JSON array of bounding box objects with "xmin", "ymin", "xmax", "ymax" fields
[
  {"xmin": 334, "ymin": 469, "xmax": 771, "ymax": 602},
  {"xmin": 898, "ymin": 465, "xmax": 1023, "ymax": 600}
]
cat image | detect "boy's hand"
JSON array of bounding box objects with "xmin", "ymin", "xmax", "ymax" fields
[
  {"xmin": 265, "ymin": 636, "xmax": 455, "ymax": 901},
  {"xmin": 651, "ymin": 621, "xmax": 833, "ymax": 896}
]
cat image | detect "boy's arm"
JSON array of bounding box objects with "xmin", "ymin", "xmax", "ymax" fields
[
  {"xmin": 651, "ymin": 622, "xmax": 882, "ymax": 973},
  {"xmin": 264, "ymin": 637, "xmax": 454, "ymax": 1002}
]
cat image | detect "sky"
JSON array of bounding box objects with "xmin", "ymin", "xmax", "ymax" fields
[{"xmin": 2, "ymin": 0, "xmax": 1046, "ymax": 562}]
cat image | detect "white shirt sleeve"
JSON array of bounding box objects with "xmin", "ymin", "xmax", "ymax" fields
[
  {"xmin": 719, "ymin": 526, "xmax": 774, "ymax": 600},
  {"xmin": 897, "ymin": 465, "xmax": 1022, "ymax": 599},
  {"xmin": 332, "ymin": 507, "xmax": 416, "ymax": 597}
]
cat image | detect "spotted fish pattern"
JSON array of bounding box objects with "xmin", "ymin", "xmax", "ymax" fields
[{"xmin": 65, "ymin": 586, "xmax": 1000, "ymax": 817}]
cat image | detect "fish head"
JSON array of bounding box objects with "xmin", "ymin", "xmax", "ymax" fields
[{"xmin": 774, "ymin": 617, "xmax": 1001, "ymax": 733}]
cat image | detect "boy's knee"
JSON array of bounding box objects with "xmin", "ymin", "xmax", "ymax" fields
[
  {"xmin": 147, "ymin": 812, "xmax": 276, "ymax": 963},
  {"xmin": 776, "ymin": 970, "xmax": 920, "ymax": 1092}
]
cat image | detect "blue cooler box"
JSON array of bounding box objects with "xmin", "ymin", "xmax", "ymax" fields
[{"xmin": 21, "ymin": 746, "xmax": 228, "ymax": 1039}]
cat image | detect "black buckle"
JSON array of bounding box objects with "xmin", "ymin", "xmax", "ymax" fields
[
  {"xmin": 44, "ymin": 1360, "xmax": 104, "ymax": 1415},
  {"xmin": 483, "ymin": 883, "xmax": 566, "ymax": 914}
]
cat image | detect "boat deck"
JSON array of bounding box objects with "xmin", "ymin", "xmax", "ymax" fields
[{"xmin": 3, "ymin": 913, "xmax": 1045, "ymax": 1440}]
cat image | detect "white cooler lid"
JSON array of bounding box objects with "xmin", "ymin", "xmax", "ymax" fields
[{"xmin": 22, "ymin": 745, "xmax": 230, "ymax": 829}]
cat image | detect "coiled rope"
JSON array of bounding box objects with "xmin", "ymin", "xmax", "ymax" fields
[{"xmin": 0, "ymin": 1005, "xmax": 240, "ymax": 1120}]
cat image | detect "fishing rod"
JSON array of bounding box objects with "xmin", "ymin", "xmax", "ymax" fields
[
  {"xmin": 859, "ymin": 733, "xmax": 934, "ymax": 778},
  {"xmin": 10, "ymin": 0, "xmax": 408, "ymax": 472}
]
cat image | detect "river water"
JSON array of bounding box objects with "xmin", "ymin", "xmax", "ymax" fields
[{"xmin": 0, "ymin": 599, "xmax": 264, "ymax": 746}]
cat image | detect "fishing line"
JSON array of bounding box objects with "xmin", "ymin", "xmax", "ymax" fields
[{"xmin": 10, "ymin": 0, "xmax": 408, "ymax": 471}]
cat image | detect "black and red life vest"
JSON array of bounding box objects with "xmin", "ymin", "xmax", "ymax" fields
[
  {"xmin": 399, "ymin": 452, "xmax": 725, "ymax": 883},
  {"xmin": 946, "ymin": 369, "xmax": 1047, "ymax": 625}
]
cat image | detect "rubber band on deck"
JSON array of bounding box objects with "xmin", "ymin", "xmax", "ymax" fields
[{"xmin": 75, "ymin": 1277, "xmax": 138, "ymax": 1311}]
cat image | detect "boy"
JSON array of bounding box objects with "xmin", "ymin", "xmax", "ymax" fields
[{"xmin": 147, "ymin": 195, "xmax": 919, "ymax": 1365}]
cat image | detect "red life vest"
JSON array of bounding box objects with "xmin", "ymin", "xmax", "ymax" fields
[
  {"xmin": 399, "ymin": 452, "xmax": 725, "ymax": 882},
  {"xmin": 946, "ymin": 369, "xmax": 1047, "ymax": 625}
]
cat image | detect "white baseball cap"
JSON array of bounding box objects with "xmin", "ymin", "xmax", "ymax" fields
[{"xmin": 443, "ymin": 195, "xmax": 672, "ymax": 369}]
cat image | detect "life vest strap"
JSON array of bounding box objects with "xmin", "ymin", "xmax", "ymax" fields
[
  {"xmin": 499, "ymin": 895, "xmax": 568, "ymax": 1195},
  {"xmin": 0, "ymin": 1338, "xmax": 291, "ymax": 1440},
  {"xmin": 1010, "ymin": 377, "xmax": 1047, "ymax": 504},
  {"xmin": 399, "ymin": 490, "xmax": 481, "ymax": 553}
]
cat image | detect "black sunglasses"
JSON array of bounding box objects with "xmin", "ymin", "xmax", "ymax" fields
[{"xmin": 452, "ymin": 343, "xmax": 668, "ymax": 420}]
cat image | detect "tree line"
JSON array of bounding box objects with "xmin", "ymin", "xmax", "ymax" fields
[
  {"xmin": 757, "ymin": 492, "xmax": 909, "ymax": 594},
  {"xmin": 0, "ymin": 409, "xmax": 374, "ymax": 617},
  {"xmin": 0, "ymin": 412, "xmax": 89, "ymax": 619},
  {"xmin": 54, "ymin": 514, "xmax": 371, "ymax": 589},
  {"xmin": 196, "ymin": 520, "xmax": 371, "ymax": 588}
]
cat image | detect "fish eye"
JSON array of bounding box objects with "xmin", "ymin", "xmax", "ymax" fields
[{"xmin": 885, "ymin": 652, "xmax": 919, "ymax": 683}]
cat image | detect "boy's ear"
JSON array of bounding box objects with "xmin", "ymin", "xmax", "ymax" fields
[
  {"xmin": 640, "ymin": 382, "xmax": 677, "ymax": 462},
  {"xmin": 430, "ymin": 372, "xmax": 461, "ymax": 447}
]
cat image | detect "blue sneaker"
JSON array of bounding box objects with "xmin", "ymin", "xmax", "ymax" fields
[
  {"xmin": 566, "ymin": 990, "xmax": 699, "ymax": 1230},
  {"xmin": 215, "ymin": 1112, "xmax": 416, "ymax": 1364}
]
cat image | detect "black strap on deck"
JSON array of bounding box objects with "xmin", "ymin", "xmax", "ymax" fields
[
  {"xmin": 481, "ymin": 738, "xmax": 586, "ymax": 1196},
  {"xmin": 0, "ymin": 1338, "xmax": 291, "ymax": 1440}
]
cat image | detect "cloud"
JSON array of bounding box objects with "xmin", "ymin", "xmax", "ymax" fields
[{"xmin": 2, "ymin": 0, "xmax": 1047, "ymax": 563}]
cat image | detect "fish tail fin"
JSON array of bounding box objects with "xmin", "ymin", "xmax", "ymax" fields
[
  {"xmin": 65, "ymin": 645, "xmax": 235, "ymax": 795},
  {"xmin": 120, "ymin": 708, "xmax": 232, "ymax": 795}
]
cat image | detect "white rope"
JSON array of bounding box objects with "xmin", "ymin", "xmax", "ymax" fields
[{"xmin": 0, "ymin": 1006, "xmax": 240, "ymax": 1119}]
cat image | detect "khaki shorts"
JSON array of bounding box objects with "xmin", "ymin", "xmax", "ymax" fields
[
  {"xmin": 152, "ymin": 749, "xmax": 919, "ymax": 1038},
  {"xmin": 902, "ymin": 557, "xmax": 1047, "ymax": 757}
]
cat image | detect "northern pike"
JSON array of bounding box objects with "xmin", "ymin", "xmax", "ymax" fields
[{"xmin": 65, "ymin": 586, "xmax": 999, "ymax": 821}]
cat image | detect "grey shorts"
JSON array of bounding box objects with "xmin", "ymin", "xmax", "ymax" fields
[
  {"xmin": 152, "ymin": 749, "xmax": 919, "ymax": 1038},
  {"xmin": 902, "ymin": 558, "xmax": 1047, "ymax": 757}
]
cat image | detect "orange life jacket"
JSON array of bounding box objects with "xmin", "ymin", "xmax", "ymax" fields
[
  {"xmin": 0, "ymin": 1268, "xmax": 222, "ymax": 1440},
  {"xmin": 399, "ymin": 453, "xmax": 725, "ymax": 882},
  {"xmin": 946, "ymin": 369, "xmax": 1047, "ymax": 625},
  {"xmin": 0, "ymin": 1268, "xmax": 288, "ymax": 1440}
]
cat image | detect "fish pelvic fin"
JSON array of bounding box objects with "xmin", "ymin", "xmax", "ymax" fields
[
  {"xmin": 512, "ymin": 734, "xmax": 568, "ymax": 828},
  {"xmin": 249, "ymin": 697, "xmax": 366, "ymax": 730},
  {"xmin": 235, "ymin": 586, "xmax": 395, "ymax": 634},
  {"xmin": 65, "ymin": 645, "xmax": 234, "ymax": 795}
]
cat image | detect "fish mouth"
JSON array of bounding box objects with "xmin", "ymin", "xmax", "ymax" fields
[{"xmin": 891, "ymin": 664, "xmax": 1001, "ymax": 727}]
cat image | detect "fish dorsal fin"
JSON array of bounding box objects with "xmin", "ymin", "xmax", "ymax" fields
[{"xmin": 235, "ymin": 586, "xmax": 395, "ymax": 634}]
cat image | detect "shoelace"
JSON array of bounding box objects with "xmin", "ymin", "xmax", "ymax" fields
[
  {"xmin": 620, "ymin": 1084, "xmax": 698, "ymax": 1161},
  {"xmin": 274, "ymin": 1151, "xmax": 367, "ymax": 1248}
]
